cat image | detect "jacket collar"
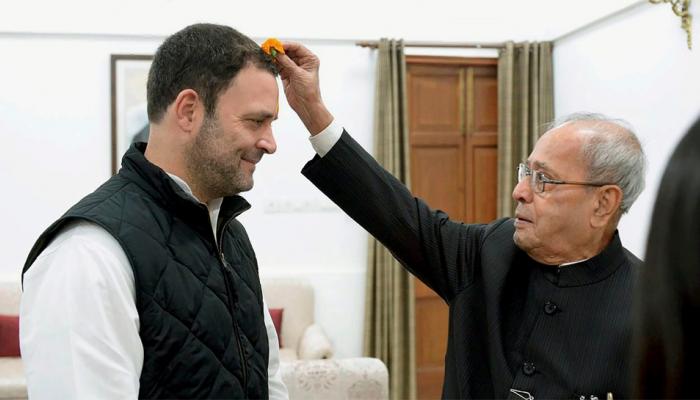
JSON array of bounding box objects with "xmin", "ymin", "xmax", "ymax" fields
[{"xmin": 536, "ymin": 231, "xmax": 627, "ymax": 287}]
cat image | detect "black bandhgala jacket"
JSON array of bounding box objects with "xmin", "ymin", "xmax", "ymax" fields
[{"xmin": 303, "ymin": 131, "xmax": 641, "ymax": 399}]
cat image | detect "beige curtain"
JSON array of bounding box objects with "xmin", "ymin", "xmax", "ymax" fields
[
  {"xmin": 497, "ymin": 41, "xmax": 554, "ymax": 217},
  {"xmin": 363, "ymin": 38, "xmax": 416, "ymax": 400}
]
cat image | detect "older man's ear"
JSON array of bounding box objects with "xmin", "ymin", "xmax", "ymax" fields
[{"xmin": 591, "ymin": 185, "xmax": 623, "ymax": 228}]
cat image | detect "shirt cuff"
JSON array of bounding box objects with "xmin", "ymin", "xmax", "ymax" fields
[{"xmin": 309, "ymin": 119, "xmax": 343, "ymax": 157}]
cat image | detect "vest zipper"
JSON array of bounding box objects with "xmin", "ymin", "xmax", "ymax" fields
[{"xmin": 216, "ymin": 218, "xmax": 249, "ymax": 392}]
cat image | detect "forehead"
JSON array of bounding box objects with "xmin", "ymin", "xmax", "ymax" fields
[
  {"xmin": 217, "ymin": 64, "xmax": 278, "ymax": 108},
  {"xmin": 528, "ymin": 123, "xmax": 587, "ymax": 176}
]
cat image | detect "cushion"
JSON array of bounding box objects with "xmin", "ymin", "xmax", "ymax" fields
[
  {"xmin": 0, "ymin": 358, "xmax": 28, "ymax": 398},
  {"xmin": 298, "ymin": 324, "xmax": 333, "ymax": 359},
  {"xmin": 278, "ymin": 348, "xmax": 298, "ymax": 362},
  {"xmin": 0, "ymin": 315, "xmax": 20, "ymax": 357},
  {"xmin": 269, "ymin": 308, "xmax": 284, "ymax": 347}
]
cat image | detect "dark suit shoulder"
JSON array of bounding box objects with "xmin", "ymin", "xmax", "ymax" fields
[
  {"xmin": 481, "ymin": 218, "xmax": 514, "ymax": 243},
  {"xmin": 623, "ymin": 247, "xmax": 642, "ymax": 267}
]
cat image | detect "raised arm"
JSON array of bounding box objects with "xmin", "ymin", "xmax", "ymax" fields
[{"xmin": 277, "ymin": 42, "xmax": 486, "ymax": 300}]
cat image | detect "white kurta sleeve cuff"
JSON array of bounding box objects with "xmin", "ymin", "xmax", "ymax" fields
[{"xmin": 308, "ymin": 119, "xmax": 343, "ymax": 157}]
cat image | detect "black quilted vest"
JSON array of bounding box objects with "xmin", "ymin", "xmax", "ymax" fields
[{"xmin": 23, "ymin": 143, "xmax": 269, "ymax": 399}]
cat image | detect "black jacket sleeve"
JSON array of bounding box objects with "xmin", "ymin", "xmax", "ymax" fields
[{"xmin": 302, "ymin": 130, "xmax": 487, "ymax": 302}]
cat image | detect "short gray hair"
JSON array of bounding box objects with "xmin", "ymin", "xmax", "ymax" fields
[{"xmin": 547, "ymin": 112, "xmax": 647, "ymax": 214}]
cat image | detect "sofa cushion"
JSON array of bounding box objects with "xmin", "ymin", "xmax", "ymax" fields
[
  {"xmin": 298, "ymin": 324, "xmax": 333, "ymax": 360},
  {"xmin": 0, "ymin": 281, "xmax": 21, "ymax": 316},
  {"xmin": 278, "ymin": 348, "xmax": 298, "ymax": 363},
  {"xmin": 261, "ymin": 279, "xmax": 314, "ymax": 357},
  {"xmin": 269, "ymin": 308, "xmax": 284, "ymax": 347},
  {"xmin": 0, "ymin": 315, "xmax": 19, "ymax": 357},
  {"xmin": 0, "ymin": 358, "xmax": 27, "ymax": 399}
]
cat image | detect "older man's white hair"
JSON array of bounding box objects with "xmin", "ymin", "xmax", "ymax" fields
[{"xmin": 546, "ymin": 112, "xmax": 647, "ymax": 215}]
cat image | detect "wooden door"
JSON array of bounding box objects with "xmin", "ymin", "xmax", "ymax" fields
[{"xmin": 407, "ymin": 57, "xmax": 498, "ymax": 399}]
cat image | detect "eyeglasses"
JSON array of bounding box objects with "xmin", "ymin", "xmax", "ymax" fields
[{"xmin": 517, "ymin": 163, "xmax": 613, "ymax": 193}]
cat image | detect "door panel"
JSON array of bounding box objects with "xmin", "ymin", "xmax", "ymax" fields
[
  {"xmin": 407, "ymin": 57, "xmax": 498, "ymax": 399},
  {"xmin": 470, "ymin": 138, "xmax": 498, "ymax": 224},
  {"xmin": 411, "ymin": 145, "xmax": 464, "ymax": 219},
  {"xmin": 473, "ymin": 68, "xmax": 498, "ymax": 136},
  {"xmin": 409, "ymin": 66, "xmax": 463, "ymax": 137}
]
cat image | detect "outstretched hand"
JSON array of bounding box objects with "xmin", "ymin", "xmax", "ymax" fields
[{"xmin": 275, "ymin": 41, "xmax": 333, "ymax": 135}]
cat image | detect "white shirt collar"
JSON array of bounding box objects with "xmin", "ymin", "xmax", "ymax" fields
[
  {"xmin": 166, "ymin": 173, "xmax": 223, "ymax": 241},
  {"xmin": 559, "ymin": 257, "xmax": 591, "ymax": 267}
]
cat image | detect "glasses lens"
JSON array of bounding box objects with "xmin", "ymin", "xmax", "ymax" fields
[
  {"xmin": 518, "ymin": 164, "xmax": 527, "ymax": 182},
  {"xmin": 534, "ymin": 173, "xmax": 544, "ymax": 193}
]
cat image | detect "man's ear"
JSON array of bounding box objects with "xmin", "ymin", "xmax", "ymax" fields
[
  {"xmin": 591, "ymin": 185, "xmax": 623, "ymax": 228},
  {"xmin": 173, "ymin": 89, "xmax": 203, "ymax": 135}
]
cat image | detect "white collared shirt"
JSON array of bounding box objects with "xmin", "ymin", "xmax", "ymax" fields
[{"xmin": 20, "ymin": 173, "xmax": 288, "ymax": 400}]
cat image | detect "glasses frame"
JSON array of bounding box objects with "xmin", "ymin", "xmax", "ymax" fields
[{"xmin": 517, "ymin": 163, "xmax": 615, "ymax": 193}]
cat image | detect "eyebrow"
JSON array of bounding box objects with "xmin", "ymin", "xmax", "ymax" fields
[
  {"xmin": 242, "ymin": 111, "xmax": 278, "ymax": 121},
  {"xmin": 526, "ymin": 159, "xmax": 557, "ymax": 177}
]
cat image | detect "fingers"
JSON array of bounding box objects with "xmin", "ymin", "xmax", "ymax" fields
[
  {"xmin": 281, "ymin": 41, "xmax": 309, "ymax": 58},
  {"xmin": 275, "ymin": 52, "xmax": 296, "ymax": 72},
  {"xmin": 275, "ymin": 42, "xmax": 305, "ymax": 77},
  {"xmin": 275, "ymin": 53, "xmax": 297, "ymax": 78},
  {"xmin": 280, "ymin": 41, "xmax": 319, "ymax": 70}
]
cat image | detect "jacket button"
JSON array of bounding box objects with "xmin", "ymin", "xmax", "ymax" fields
[
  {"xmin": 522, "ymin": 362, "xmax": 536, "ymax": 376},
  {"xmin": 544, "ymin": 301, "xmax": 558, "ymax": 315}
]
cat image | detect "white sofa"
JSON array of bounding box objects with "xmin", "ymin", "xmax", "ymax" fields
[
  {"xmin": 262, "ymin": 278, "xmax": 389, "ymax": 400},
  {"xmin": 262, "ymin": 278, "xmax": 334, "ymax": 362},
  {"xmin": 0, "ymin": 279, "xmax": 27, "ymax": 400},
  {"xmin": 280, "ymin": 358, "xmax": 389, "ymax": 400}
]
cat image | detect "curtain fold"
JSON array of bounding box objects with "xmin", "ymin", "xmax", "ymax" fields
[
  {"xmin": 363, "ymin": 38, "xmax": 416, "ymax": 400},
  {"xmin": 497, "ymin": 41, "xmax": 554, "ymax": 217}
]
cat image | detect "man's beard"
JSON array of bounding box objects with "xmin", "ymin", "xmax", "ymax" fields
[{"xmin": 185, "ymin": 115, "xmax": 256, "ymax": 200}]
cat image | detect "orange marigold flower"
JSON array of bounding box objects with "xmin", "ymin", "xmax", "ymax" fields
[{"xmin": 261, "ymin": 38, "xmax": 285, "ymax": 58}]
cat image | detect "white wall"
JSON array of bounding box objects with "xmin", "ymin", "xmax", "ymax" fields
[
  {"xmin": 554, "ymin": 2, "xmax": 700, "ymax": 258},
  {"xmin": 1, "ymin": 0, "xmax": 640, "ymax": 42}
]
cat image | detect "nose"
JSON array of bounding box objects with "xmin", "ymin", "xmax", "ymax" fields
[
  {"xmin": 512, "ymin": 177, "xmax": 533, "ymax": 204},
  {"xmin": 257, "ymin": 126, "xmax": 277, "ymax": 155}
]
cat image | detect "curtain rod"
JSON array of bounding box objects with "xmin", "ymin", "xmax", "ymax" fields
[{"xmin": 356, "ymin": 40, "xmax": 505, "ymax": 49}]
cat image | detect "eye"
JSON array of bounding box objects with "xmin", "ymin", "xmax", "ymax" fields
[{"xmin": 249, "ymin": 119, "xmax": 265, "ymax": 127}]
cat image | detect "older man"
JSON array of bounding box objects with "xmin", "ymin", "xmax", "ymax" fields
[
  {"xmin": 277, "ymin": 42, "xmax": 646, "ymax": 399},
  {"xmin": 21, "ymin": 24, "xmax": 287, "ymax": 399}
]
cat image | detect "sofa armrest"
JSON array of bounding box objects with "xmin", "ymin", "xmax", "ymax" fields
[
  {"xmin": 280, "ymin": 357, "xmax": 388, "ymax": 400},
  {"xmin": 0, "ymin": 358, "xmax": 27, "ymax": 400},
  {"xmin": 297, "ymin": 324, "xmax": 333, "ymax": 360}
]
